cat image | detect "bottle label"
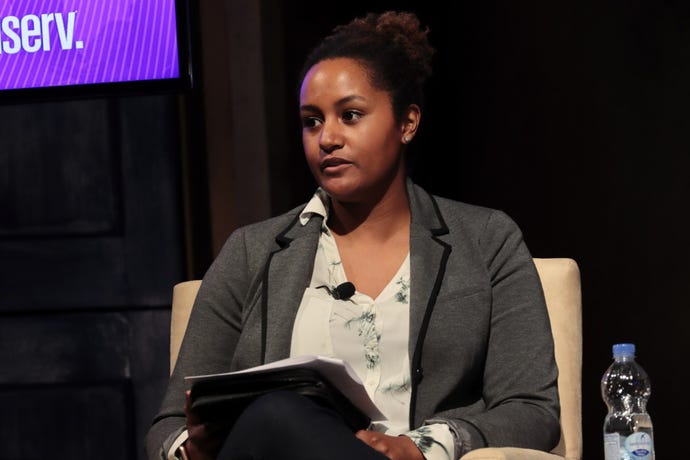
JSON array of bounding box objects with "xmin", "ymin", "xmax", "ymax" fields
[
  {"xmin": 604, "ymin": 433, "xmax": 654, "ymax": 460},
  {"xmin": 625, "ymin": 432, "xmax": 653, "ymax": 459}
]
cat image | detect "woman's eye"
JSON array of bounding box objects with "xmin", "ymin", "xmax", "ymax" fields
[
  {"xmin": 301, "ymin": 117, "xmax": 322, "ymax": 129},
  {"xmin": 342, "ymin": 110, "xmax": 363, "ymax": 123}
]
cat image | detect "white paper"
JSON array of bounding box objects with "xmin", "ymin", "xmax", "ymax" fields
[{"xmin": 185, "ymin": 354, "xmax": 386, "ymax": 420}]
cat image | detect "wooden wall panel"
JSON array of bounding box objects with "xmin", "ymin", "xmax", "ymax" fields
[
  {"xmin": 0, "ymin": 94, "xmax": 186, "ymax": 459},
  {"xmin": 0, "ymin": 313, "xmax": 134, "ymax": 458},
  {"xmin": 0, "ymin": 100, "xmax": 120, "ymax": 237},
  {"xmin": 0, "ymin": 384, "xmax": 135, "ymax": 460},
  {"xmin": 0, "ymin": 96, "xmax": 184, "ymax": 312}
]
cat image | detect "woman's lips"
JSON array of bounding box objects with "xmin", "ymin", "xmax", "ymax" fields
[{"xmin": 320, "ymin": 158, "xmax": 351, "ymax": 172}]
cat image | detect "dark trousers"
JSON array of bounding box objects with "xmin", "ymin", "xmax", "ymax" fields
[{"xmin": 217, "ymin": 390, "xmax": 389, "ymax": 460}]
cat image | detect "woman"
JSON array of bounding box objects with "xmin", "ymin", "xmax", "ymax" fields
[{"xmin": 146, "ymin": 11, "xmax": 560, "ymax": 460}]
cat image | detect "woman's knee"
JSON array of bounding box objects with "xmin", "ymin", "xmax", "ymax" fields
[{"xmin": 236, "ymin": 390, "xmax": 316, "ymax": 432}]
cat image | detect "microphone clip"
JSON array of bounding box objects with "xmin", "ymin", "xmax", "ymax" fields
[{"xmin": 316, "ymin": 282, "xmax": 356, "ymax": 301}]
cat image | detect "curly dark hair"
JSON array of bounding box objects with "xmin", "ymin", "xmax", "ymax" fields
[{"xmin": 299, "ymin": 11, "xmax": 436, "ymax": 122}]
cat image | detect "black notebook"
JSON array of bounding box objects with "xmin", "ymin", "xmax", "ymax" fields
[{"xmin": 186, "ymin": 355, "xmax": 386, "ymax": 431}]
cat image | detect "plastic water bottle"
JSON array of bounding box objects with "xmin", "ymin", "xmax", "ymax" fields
[{"xmin": 601, "ymin": 343, "xmax": 655, "ymax": 460}]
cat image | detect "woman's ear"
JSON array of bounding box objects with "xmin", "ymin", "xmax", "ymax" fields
[{"xmin": 401, "ymin": 104, "xmax": 421, "ymax": 144}]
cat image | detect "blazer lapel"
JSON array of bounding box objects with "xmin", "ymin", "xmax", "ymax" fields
[
  {"xmin": 407, "ymin": 181, "xmax": 451, "ymax": 379},
  {"xmin": 262, "ymin": 215, "xmax": 322, "ymax": 363},
  {"xmin": 409, "ymin": 227, "xmax": 450, "ymax": 356}
]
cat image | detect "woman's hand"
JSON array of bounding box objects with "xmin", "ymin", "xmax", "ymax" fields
[
  {"xmin": 355, "ymin": 429, "xmax": 425, "ymax": 460},
  {"xmin": 182, "ymin": 390, "xmax": 230, "ymax": 460}
]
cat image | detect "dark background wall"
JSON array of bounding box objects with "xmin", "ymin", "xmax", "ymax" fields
[
  {"xmin": 1, "ymin": 1, "xmax": 687, "ymax": 459},
  {"xmin": 0, "ymin": 96, "xmax": 184, "ymax": 459}
]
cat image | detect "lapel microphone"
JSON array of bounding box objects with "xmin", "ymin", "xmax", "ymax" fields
[{"xmin": 317, "ymin": 282, "xmax": 356, "ymax": 301}]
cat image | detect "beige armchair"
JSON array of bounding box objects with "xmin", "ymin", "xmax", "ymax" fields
[
  {"xmin": 462, "ymin": 258, "xmax": 582, "ymax": 460},
  {"xmin": 169, "ymin": 258, "xmax": 582, "ymax": 460}
]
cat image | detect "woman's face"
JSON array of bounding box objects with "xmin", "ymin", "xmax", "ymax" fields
[{"xmin": 299, "ymin": 57, "xmax": 408, "ymax": 204}]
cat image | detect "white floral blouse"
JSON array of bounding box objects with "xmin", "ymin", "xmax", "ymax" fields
[{"xmin": 291, "ymin": 189, "xmax": 454, "ymax": 460}]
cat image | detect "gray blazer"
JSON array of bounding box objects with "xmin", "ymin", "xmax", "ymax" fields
[{"xmin": 146, "ymin": 180, "xmax": 560, "ymax": 459}]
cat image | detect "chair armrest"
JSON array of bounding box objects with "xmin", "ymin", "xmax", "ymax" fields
[{"xmin": 462, "ymin": 447, "xmax": 566, "ymax": 460}]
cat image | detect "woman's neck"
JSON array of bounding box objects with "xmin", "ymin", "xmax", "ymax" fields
[{"xmin": 328, "ymin": 181, "xmax": 410, "ymax": 241}]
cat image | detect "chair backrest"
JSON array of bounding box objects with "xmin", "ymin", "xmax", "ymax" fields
[
  {"xmin": 169, "ymin": 258, "xmax": 582, "ymax": 460},
  {"xmin": 533, "ymin": 258, "xmax": 583, "ymax": 460},
  {"xmin": 170, "ymin": 279, "xmax": 201, "ymax": 373}
]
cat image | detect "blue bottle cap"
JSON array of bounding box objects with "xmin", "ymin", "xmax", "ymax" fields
[{"xmin": 612, "ymin": 343, "xmax": 635, "ymax": 358}]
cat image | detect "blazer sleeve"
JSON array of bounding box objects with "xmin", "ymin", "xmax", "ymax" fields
[
  {"xmin": 145, "ymin": 228, "xmax": 254, "ymax": 459},
  {"xmin": 432, "ymin": 210, "xmax": 560, "ymax": 457}
]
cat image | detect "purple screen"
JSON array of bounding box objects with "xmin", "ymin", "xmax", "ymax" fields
[{"xmin": 0, "ymin": 0, "xmax": 180, "ymax": 90}]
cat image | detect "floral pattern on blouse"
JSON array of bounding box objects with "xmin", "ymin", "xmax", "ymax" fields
[
  {"xmin": 343, "ymin": 310, "xmax": 381, "ymax": 370},
  {"xmin": 406, "ymin": 425, "xmax": 451, "ymax": 457},
  {"xmin": 395, "ymin": 276, "xmax": 410, "ymax": 304}
]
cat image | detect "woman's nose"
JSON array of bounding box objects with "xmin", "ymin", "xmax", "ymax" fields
[{"xmin": 319, "ymin": 120, "xmax": 344, "ymax": 153}]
